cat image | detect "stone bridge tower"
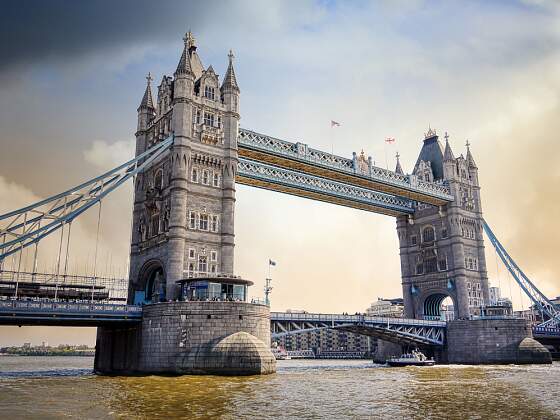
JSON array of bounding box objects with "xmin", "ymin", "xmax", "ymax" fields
[
  {"xmin": 129, "ymin": 32, "xmax": 240, "ymax": 303},
  {"xmin": 396, "ymin": 129, "xmax": 489, "ymax": 320}
]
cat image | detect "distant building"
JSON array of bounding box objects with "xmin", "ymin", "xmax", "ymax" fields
[
  {"xmin": 274, "ymin": 329, "xmax": 373, "ymax": 357},
  {"xmin": 22, "ymin": 342, "xmax": 31, "ymax": 349},
  {"xmin": 489, "ymin": 286, "xmax": 501, "ymax": 306},
  {"xmin": 366, "ymin": 298, "xmax": 404, "ymax": 317}
]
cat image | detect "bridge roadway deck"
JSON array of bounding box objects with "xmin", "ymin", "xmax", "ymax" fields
[
  {"xmin": 270, "ymin": 312, "xmax": 448, "ymax": 346},
  {"xmin": 0, "ymin": 300, "xmax": 142, "ymax": 326}
]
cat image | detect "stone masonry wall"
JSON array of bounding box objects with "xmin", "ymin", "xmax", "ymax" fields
[{"xmin": 447, "ymin": 318, "xmax": 550, "ymax": 364}]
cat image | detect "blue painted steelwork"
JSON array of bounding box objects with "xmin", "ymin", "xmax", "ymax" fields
[
  {"xmin": 237, "ymin": 158, "xmax": 415, "ymax": 215},
  {"xmin": 270, "ymin": 312, "xmax": 446, "ymax": 346},
  {"xmin": 238, "ymin": 128, "xmax": 454, "ymax": 202},
  {"xmin": 483, "ymin": 220, "xmax": 560, "ymax": 327},
  {"xmin": 0, "ymin": 137, "xmax": 173, "ymax": 262},
  {"xmin": 0, "ymin": 299, "xmax": 142, "ymax": 326}
]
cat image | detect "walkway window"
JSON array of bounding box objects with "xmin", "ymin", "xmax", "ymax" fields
[{"xmin": 423, "ymin": 226, "xmax": 435, "ymax": 243}]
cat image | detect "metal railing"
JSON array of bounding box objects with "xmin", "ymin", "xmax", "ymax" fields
[{"xmin": 270, "ymin": 312, "xmax": 447, "ymax": 327}]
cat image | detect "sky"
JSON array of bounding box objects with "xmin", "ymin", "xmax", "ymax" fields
[{"xmin": 0, "ymin": 0, "xmax": 559, "ymax": 346}]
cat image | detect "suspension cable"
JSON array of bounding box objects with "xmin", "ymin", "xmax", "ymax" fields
[{"xmin": 91, "ymin": 197, "xmax": 103, "ymax": 303}]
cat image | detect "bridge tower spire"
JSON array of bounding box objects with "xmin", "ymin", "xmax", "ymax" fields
[{"xmin": 127, "ymin": 32, "xmax": 242, "ymax": 302}]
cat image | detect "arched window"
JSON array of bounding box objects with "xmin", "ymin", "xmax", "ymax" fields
[
  {"xmin": 198, "ymin": 256, "xmax": 207, "ymax": 273},
  {"xmin": 154, "ymin": 169, "xmax": 163, "ymax": 190},
  {"xmin": 199, "ymin": 214, "xmax": 209, "ymax": 231},
  {"xmin": 423, "ymin": 226, "xmax": 435, "ymax": 243}
]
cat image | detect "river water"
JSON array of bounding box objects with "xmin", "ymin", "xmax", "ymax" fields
[{"xmin": 0, "ymin": 356, "xmax": 559, "ymax": 419}]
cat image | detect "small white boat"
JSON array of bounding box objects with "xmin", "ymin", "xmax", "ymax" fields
[{"xmin": 387, "ymin": 349, "xmax": 435, "ymax": 367}]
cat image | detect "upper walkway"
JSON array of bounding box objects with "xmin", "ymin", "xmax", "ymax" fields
[{"xmin": 238, "ymin": 128, "xmax": 454, "ymax": 208}]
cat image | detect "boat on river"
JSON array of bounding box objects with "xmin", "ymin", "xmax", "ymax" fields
[{"xmin": 387, "ymin": 349, "xmax": 435, "ymax": 367}]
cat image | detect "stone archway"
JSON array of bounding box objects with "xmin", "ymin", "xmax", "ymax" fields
[
  {"xmin": 138, "ymin": 260, "xmax": 166, "ymax": 304},
  {"xmin": 422, "ymin": 293, "xmax": 456, "ymax": 321}
]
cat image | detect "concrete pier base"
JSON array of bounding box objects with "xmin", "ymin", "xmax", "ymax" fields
[
  {"xmin": 446, "ymin": 318, "xmax": 551, "ymax": 364},
  {"xmin": 94, "ymin": 301, "xmax": 276, "ymax": 375}
]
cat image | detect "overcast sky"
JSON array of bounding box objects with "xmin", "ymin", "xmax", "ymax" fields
[{"xmin": 1, "ymin": 0, "xmax": 559, "ymax": 346}]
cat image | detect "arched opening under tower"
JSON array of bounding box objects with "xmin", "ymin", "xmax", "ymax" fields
[
  {"xmin": 134, "ymin": 261, "xmax": 166, "ymax": 304},
  {"xmin": 423, "ymin": 294, "xmax": 455, "ymax": 321}
]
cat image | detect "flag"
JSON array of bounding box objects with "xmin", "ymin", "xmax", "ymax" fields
[
  {"xmin": 331, "ymin": 120, "xmax": 341, "ymax": 128},
  {"xmin": 269, "ymin": 259, "xmax": 277, "ymax": 266},
  {"xmin": 385, "ymin": 137, "xmax": 396, "ymax": 144}
]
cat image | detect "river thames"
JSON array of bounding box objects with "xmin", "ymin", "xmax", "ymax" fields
[{"xmin": 0, "ymin": 356, "xmax": 559, "ymax": 419}]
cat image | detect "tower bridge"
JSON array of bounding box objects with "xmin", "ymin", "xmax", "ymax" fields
[{"xmin": 0, "ymin": 31, "xmax": 556, "ymax": 373}]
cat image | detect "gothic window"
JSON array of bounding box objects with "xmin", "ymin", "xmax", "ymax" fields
[
  {"xmin": 198, "ymin": 256, "xmax": 207, "ymax": 273},
  {"xmin": 211, "ymin": 215, "xmax": 219, "ymax": 232},
  {"xmin": 425, "ymin": 257, "xmax": 438, "ymax": 273},
  {"xmin": 151, "ymin": 214, "xmax": 160, "ymax": 236},
  {"xmin": 422, "ymin": 226, "xmax": 435, "ymax": 243},
  {"xmin": 196, "ymin": 110, "xmax": 201, "ymax": 124},
  {"xmin": 217, "ymin": 116, "xmax": 222, "ymax": 128},
  {"xmin": 191, "ymin": 168, "xmax": 198, "ymax": 183},
  {"xmin": 204, "ymin": 86, "xmax": 215, "ymax": 100},
  {"xmin": 411, "ymin": 235, "xmax": 417, "ymax": 246},
  {"xmin": 213, "ymin": 173, "xmax": 219, "ymax": 187},
  {"xmin": 210, "ymin": 264, "xmax": 216, "ymax": 273},
  {"xmin": 199, "ymin": 214, "xmax": 209, "ymax": 231},
  {"xmin": 188, "ymin": 263, "xmax": 195, "ymax": 277},
  {"xmin": 155, "ymin": 169, "xmax": 163, "ymax": 190},
  {"xmin": 189, "ymin": 212, "xmax": 196, "ymax": 229},
  {"xmin": 189, "ymin": 248, "xmax": 195, "ymax": 259},
  {"xmin": 438, "ymin": 254, "xmax": 448, "ymax": 271},
  {"xmin": 204, "ymin": 112, "xmax": 215, "ymax": 127},
  {"xmin": 441, "ymin": 227, "xmax": 448, "ymax": 239},
  {"xmin": 415, "ymin": 255, "xmax": 423, "ymax": 275},
  {"xmin": 202, "ymin": 170, "xmax": 209, "ymax": 185},
  {"xmin": 210, "ymin": 251, "xmax": 217, "ymax": 262}
]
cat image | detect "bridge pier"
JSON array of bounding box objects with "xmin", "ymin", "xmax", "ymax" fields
[
  {"xmin": 445, "ymin": 318, "xmax": 551, "ymax": 365},
  {"xmin": 94, "ymin": 301, "xmax": 276, "ymax": 375}
]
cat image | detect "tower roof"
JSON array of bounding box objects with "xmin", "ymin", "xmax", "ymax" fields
[
  {"xmin": 414, "ymin": 127, "xmax": 445, "ymax": 180},
  {"xmin": 175, "ymin": 32, "xmax": 195, "ymax": 77},
  {"xmin": 466, "ymin": 141, "xmax": 477, "ymax": 168},
  {"xmin": 138, "ymin": 72, "xmax": 155, "ymax": 111},
  {"xmin": 443, "ymin": 132, "xmax": 455, "ymax": 161},
  {"xmin": 221, "ymin": 50, "xmax": 239, "ymax": 92},
  {"xmin": 395, "ymin": 152, "xmax": 404, "ymax": 175}
]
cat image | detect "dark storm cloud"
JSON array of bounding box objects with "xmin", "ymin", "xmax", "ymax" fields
[{"xmin": 0, "ymin": 0, "xmax": 218, "ymax": 73}]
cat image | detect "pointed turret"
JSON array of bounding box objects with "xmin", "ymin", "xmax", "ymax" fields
[
  {"xmin": 221, "ymin": 50, "xmax": 240, "ymax": 93},
  {"xmin": 175, "ymin": 32, "xmax": 195, "ymax": 77},
  {"xmin": 443, "ymin": 132, "xmax": 455, "ymax": 161},
  {"xmin": 466, "ymin": 140, "xmax": 477, "ymax": 168},
  {"xmin": 138, "ymin": 72, "xmax": 155, "ymax": 111},
  {"xmin": 395, "ymin": 152, "xmax": 404, "ymax": 175}
]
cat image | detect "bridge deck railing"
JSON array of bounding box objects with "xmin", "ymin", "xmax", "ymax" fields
[
  {"xmin": 270, "ymin": 312, "xmax": 446, "ymax": 327},
  {"xmin": 0, "ymin": 299, "xmax": 142, "ymax": 315}
]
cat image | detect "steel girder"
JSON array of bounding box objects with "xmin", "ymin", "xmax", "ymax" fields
[
  {"xmin": 238, "ymin": 128, "xmax": 454, "ymax": 205},
  {"xmin": 0, "ymin": 137, "xmax": 173, "ymax": 262},
  {"xmin": 237, "ymin": 158, "xmax": 415, "ymax": 216},
  {"xmin": 270, "ymin": 312, "xmax": 446, "ymax": 346}
]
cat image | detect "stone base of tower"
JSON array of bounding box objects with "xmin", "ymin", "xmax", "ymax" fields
[
  {"xmin": 446, "ymin": 319, "xmax": 551, "ymax": 365},
  {"xmin": 94, "ymin": 301, "xmax": 276, "ymax": 376}
]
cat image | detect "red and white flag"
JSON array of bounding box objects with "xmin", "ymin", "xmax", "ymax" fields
[
  {"xmin": 331, "ymin": 120, "xmax": 341, "ymax": 128},
  {"xmin": 385, "ymin": 137, "xmax": 396, "ymax": 144}
]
